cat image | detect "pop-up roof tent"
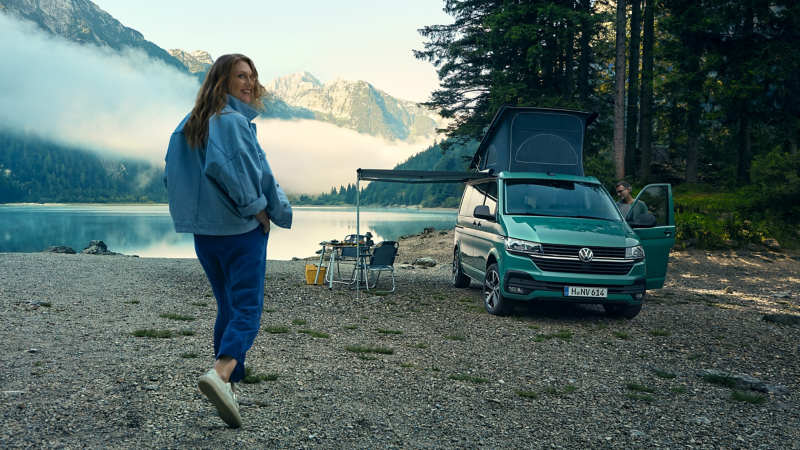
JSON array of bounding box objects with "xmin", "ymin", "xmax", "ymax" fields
[{"xmin": 469, "ymin": 106, "xmax": 598, "ymax": 176}]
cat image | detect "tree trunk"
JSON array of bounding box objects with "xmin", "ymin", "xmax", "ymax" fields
[
  {"xmin": 738, "ymin": 116, "xmax": 751, "ymax": 181},
  {"xmin": 789, "ymin": 126, "xmax": 798, "ymax": 156},
  {"xmin": 578, "ymin": 0, "xmax": 591, "ymax": 105},
  {"xmin": 613, "ymin": 0, "xmax": 627, "ymax": 179},
  {"xmin": 625, "ymin": 0, "xmax": 641, "ymax": 178},
  {"xmin": 685, "ymin": 107, "xmax": 700, "ymax": 184},
  {"xmin": 639, "ymin": 0, "xmax": 655, "ymax": 182},
  {"xmin": 565, "ymin": 22, "xmax": 574, "ymax": 102}
]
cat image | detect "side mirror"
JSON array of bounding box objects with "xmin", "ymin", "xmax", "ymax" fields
[
  {"xmin": 473, "ymin": 205, "xmax": 495, "ymax": 221},
  {"xmin": 630, "ymin": 213, "xmax": 657, "ymax": 228}
]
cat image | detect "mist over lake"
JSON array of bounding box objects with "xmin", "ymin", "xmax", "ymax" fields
[{"xmin": 0, "ymin": 205, "xmax": 456, "ymax": 260}]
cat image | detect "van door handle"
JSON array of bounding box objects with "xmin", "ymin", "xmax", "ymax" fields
[
  {"xmin": 664, "ymin": 230, "xmax": 672, "ymax": 236},
  {"xmin": 472, "ymin": 221, "xmax": 477, "ymax": 226}
]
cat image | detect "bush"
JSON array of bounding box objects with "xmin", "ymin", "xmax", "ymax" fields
[{"xmin": 751, "ymin": 150, "xmax": 800, "ymax": 222}]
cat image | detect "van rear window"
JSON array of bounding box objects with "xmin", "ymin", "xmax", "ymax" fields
[{"xmin": 505, "ymin": 180, "xmax": 621, "ymax": 221}]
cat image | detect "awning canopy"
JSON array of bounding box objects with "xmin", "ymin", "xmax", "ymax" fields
[{"xmin": 357, "ymin": 169, "xmax": 488, "ymax": 184}]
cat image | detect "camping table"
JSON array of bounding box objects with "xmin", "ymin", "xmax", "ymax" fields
[{"xmin": 314, "ymin": 241, "xmax": 368, "ymax": 289}]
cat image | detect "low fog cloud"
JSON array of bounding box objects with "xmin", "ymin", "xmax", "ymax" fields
[
  {"xmin": 0, "ymin": 14, "xmax": 198, "ymax": 162},
  {"xmin": 0, "ymin": 14, "xmax": 434, "ymax": 193},
  {"xmin": 255, "ymin": 118, "xmax": 434, "ymax": 194}
]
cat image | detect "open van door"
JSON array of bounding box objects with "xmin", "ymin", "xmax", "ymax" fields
[{"xmin": 627, "ymin": 184, "xmax": 675, "ymax": 290}]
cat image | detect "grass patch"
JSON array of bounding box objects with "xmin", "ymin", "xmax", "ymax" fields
[
  {"xmin": 180, "ymin": 352, "xmax": 198, "ymax": 358},
  {"xmin": 298, "ymin": 329, "xmax": 330, "ymax": 339},
  {"xmin": 600, "ymin": 340, "xmax": 615, "ymax": 346},
  {"xmin": 346, "ymin": 345, "xmax": 394, "ymax": 355},
  {"xmin": 263, "ymin": 308, "xmax": 277, "ymax": 313},
  {"xmin": 465, "ymin": 304, "xmax": 486, "ymax": 313},
  {"xmin": 360, "ymin": 315, "xmax": 369, "ymax": 320},
  {"xmin": 432, "ymin": 294, "xmax": 446, "ymax": 301},
  {"xmin": 649, "ymin": 329, "xmax": 672, "ymax": 337},
  {"xmin": 400, "ymin": 363, "xmax": 416, "ymax": 368},
  {"xmin": 527, "ymin": 325, "xmax": 540, "ymax": 330},
  {"xmin": 449, "ymin": 374, "xmax": 490, "ymax": 384},
  {"xmin": 395, "ymin": 314, "xmax": 407, "ymax": 318},
  {"xmin": 713, "ymin": 335, "xmax": 726, "ymax": 340},
  {"xmin": 458, "ymin": 298, "xmax": 474, "ymax": 303},
  {"xmin": 515, "ymin": 390, "xmax": 539, "ymax": 399},
  {"xmin": 131, "ymin": 329, "xmax": 172, "ymax": 338},
  {"xmin": 159, "ymin": 313, "xmax": 195, "ymax": 322},
  {"xmin": 191, "ymin": 302, "xmax": 207, "ymax": 307},
  {"xmin": 243, "ymin": 367, "xmax": 279, "ymax": 384},
  {"xmin": 740, "ymin": 343, "xmax": 750, "ymax": 348},
  {"xmin": 654, "ymin": 369, "xmax": 677, "ymax": 379},
  {"xmin": 701, "ymin": 373, "xmax": 738, "ymax": 388},
  {"xmin": 409, "ymin": 308, "xmax": 421, "ymax": 312},
  {"xmin": 627, "ymin": 393, "xmax": 654, "ymax": 401},
  {"xmin": 554, "ymin": 329, "xmax": 573, "ymax": 340},
  {"xmin": 123, "ymin": 300, "xmax": 139, "ymax": 304},
  {"xmin": 263, "ymin": 326, "xmax": 290, "ymax": 334},
  {"xmin": 419, "ymin": 302, "xmax": 431, "ymax": 306},
  {"xmin": 40, "ymin": 302, "xmax": 52, "ymax": 307},
  {"xmin": 343, "ymin": 325, "xmax": 358, "ymax": 330},
  {"xmin": 670, "ymin": 386, "xmax": 686, "ymax": 393},
  {"xmin": 687, "ymin": 353, "xmax": 704, "ymax": 360},
  {"xmin": 292, "ymin": 319, "xmax": 307, "ymax": 325},
  {"xmin": 204, "ymin": 293, "xmax": 212, "ymax": 297},
  {"xmin": 443, "ymin": 334, "xmax": 466, "ymax": 341},
  {"xmin": 375, "ymin": 328, "xmax": 403, "ymax": 335},
  {"xmin": 179, "ymin": 330, "xmax": 196, "ymax": 336},
  {"xmin": 425, "ymin": 367, "xmax": 441, "ymax": 372},
  {"xmin": 626, "ymin": 382, "xmax": 655, "ymax": 393},
  {"xmin": 405, "ymin": 343, "xmax": 428, "ymax": 349},
  {"xmin": 613, "ymin": 331, "xmax": 629, "ymax": 340},
  {"xmin": 731, "ymin": 390, "xmax": 767, "ymax": 404},
  {"xmin": 34, "ymin": 362, "xmax": 42, "ymax": 367},
  {"xmin": 546, "ymin": 386, "xmax": 577, "ymax": 395},
  {"xmin": 358, "ymin": 355, "xmax": 378, "ymax": 361}
]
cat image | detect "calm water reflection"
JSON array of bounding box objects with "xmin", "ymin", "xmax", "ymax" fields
[{"xmin": 0, "ymin": 205, "xmax": 456, "ymax": 260}]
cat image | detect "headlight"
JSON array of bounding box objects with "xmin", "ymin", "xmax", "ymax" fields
[
  {"xmin": 625, "ymin": 245, "xmax": 645, "ymax": 259},
  {"xmin": 506, "ymin": 238, "xmax": 543, "ymax": 255}
]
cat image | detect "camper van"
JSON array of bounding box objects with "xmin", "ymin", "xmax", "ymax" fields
[{"xmin": 452, "ymin": 106, "xmax": 675, "ymax": 319}]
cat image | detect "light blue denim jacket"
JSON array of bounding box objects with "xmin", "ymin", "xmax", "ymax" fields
[{"xmin": 164, "ymin": 95, "xmax": 292, "ymax": 235}]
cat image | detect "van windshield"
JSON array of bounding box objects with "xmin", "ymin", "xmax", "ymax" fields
[{"xmin": 505, "ymin": 180, "xmax": 622, "ymax": 221}]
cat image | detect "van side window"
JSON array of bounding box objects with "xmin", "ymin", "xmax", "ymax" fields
[
  {"xmin": 485, "ymin": 182, "xmax": 498, "ymax": 214},
  {"xmin": 459, "ymin": 186, "xmax": 476, "ymax": 216},
  {"xmin": 463, "ymin": 184, "xmax": 487, "ymax": 217}
]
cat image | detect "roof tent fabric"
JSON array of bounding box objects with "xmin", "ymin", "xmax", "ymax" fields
[
  {"xmin": 470, "ymin": 106, "xmax": 598, "ymax": 176},
  {"xmin": 357, "ymin": 169, "xmax": 486, "ymax": 184}
]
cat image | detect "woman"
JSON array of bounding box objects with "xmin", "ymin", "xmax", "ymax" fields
[{"xmin": 163, "ymin": 54, "xmax": 292, "ymax": 428}]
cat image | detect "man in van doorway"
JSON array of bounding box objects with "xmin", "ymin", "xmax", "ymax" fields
[{"xmin": 615, "ymin": 181, "xmax": 647, "ymax": 220}]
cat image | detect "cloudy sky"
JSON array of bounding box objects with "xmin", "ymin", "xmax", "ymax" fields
[
  {"xmin": 91, "ymin": 0, "xmax": 453, "ymax": 103},
  {"xmin": 0, "ymin": 1, "xmax": 454, "ymax": 194}
]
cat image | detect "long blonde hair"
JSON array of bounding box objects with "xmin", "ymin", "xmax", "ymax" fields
[{"xmin": 184, "ymin": 54, "xmax": 267, "ymax": 149}]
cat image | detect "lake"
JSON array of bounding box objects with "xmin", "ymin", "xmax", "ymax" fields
[{"xmin": 0, "ymin": 205, "xmax": 456, "ymax": 260}]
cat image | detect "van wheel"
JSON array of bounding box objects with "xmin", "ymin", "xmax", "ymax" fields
[
  {"xmin": 483, "ymin": 264, "xmax": 515, "ymax": 316},
  {"xmin": 603, "ymin": 303, "xmax": 642, "ymax": 320},
  {"xmin": 452, "ymin": 249, "xmax": 470, "ymax": 288}
]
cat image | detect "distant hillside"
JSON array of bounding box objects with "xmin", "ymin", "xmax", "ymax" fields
[
  {"xmin": 290, "ymin": 141, "xmax": 477, "ymax": 207},
  {"xmin": 1, "ymin": 0, "xmax": 188, "ymax": 74},
  {"xmin": 0, "ymin": 131, "xmax": 167, "ymax": 204},
  {"xmin": 167, "ymin": 49, "xmax": 212, "ymax": 74},
  {"xmin": 264, "ymin": 72, "xmax": 447, "ymax": 142}
]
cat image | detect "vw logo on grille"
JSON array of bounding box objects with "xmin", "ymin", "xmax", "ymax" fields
[{"xmin": 579, "ymin": 248, "xmax": 593, "ymax": 262}]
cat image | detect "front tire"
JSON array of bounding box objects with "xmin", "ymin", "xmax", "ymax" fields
[
  {"xmin": 452, "ymin": 248, "xmax": 470, "ymax": 288},
  {"xmin": 603, "ymin": 303, "xmax": 642, "ymax": 320},
  {"xmin": 483, "ymin": 263, "xmax": 515, "ymax": 316}
]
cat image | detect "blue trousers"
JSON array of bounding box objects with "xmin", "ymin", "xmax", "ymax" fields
[{"xmin": 194, "ymin": 226, "xmax": 268, "ymax": 383}]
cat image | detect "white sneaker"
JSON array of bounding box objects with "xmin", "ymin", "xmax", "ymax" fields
[{"xmin": 198, "ymin": 368, "xmax": 242, "ymax": 428}]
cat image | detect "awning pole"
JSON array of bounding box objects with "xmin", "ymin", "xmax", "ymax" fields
[{"xmin": 356, "ymin": 175, "xmax": 360, "ymax": 299}]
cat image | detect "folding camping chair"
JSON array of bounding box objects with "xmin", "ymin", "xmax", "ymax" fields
[{"xmin": 356, "ymin": 241, "xmax": 399, "ymax": 294}]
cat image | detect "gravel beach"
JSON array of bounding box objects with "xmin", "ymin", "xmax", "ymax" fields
[{"xmin": 1, "ymin": 229, "xmax": 799, "ymax": 449}]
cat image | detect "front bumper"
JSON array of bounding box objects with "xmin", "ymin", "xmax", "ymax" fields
[{"xmin": 504, "ymin": 270, "xmax": 646, "ymax": 304}]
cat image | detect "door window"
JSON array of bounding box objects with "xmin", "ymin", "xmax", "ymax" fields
[
  {"xmin": 632, "ymin": 185, "xmax": 669, "ymax": 225},
  {"xmin": 464, "ymin": 184, "xmax": 487, "ymax": 217},
  {"xmin": 484, "ymin": 182, "xmax": 498, "ymax": 214}
]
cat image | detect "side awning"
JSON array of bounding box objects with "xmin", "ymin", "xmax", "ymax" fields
[{"xmin": 357, "ymin": 169, "xmax": 488, "ymax": 184}]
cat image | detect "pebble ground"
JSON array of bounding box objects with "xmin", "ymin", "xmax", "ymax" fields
[{"xmin": 1, "ymin": 230, "xmax": 798, "ymax": 449}]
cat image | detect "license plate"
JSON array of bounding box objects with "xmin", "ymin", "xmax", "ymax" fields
[{"xmin": 564, "ymin": 286, "xmax": 607, "ymax": 298}]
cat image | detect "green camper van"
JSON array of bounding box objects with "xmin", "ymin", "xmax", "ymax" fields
[{"xmin": 452, "ymin": 107, "xmax": 674, "ymax": 319}]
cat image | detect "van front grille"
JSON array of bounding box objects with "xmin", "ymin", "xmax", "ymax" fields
[
  {"xmin": 541, "ymin": 244, "xmax": 626, "ymax": 259},
  {"xmin": 531, "ymin": 259, "xmax": 634, "ymax": 275}
]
